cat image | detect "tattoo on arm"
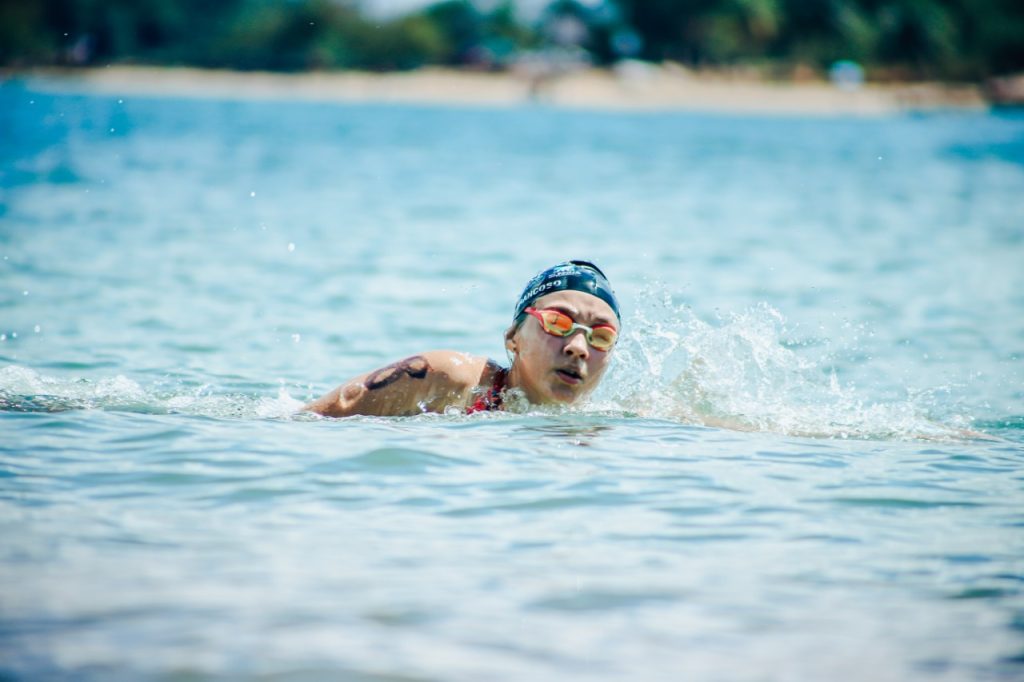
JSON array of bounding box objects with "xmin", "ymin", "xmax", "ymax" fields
[{"xmin": 364, "ymin": 356, "xmax": 431, "ymax": 391}]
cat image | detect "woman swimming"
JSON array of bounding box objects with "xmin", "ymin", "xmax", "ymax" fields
[{"xmin": 304, "ymin": 261, "xmax": 620, "ymax": 417}]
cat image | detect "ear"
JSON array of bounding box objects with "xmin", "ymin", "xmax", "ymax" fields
[{"xmin": 504, "ymin": 325, "xmax": 518, "ymax": 353}]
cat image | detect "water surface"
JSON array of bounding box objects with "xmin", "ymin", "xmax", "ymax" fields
[{"xmin": 1, "ymin": 80, "xmax": 1023, "ymax": 681}]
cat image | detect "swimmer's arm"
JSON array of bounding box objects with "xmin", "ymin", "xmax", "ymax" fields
[{"xmin": 303, "ymin": 351, "xmax": 487, "ymax": 418}]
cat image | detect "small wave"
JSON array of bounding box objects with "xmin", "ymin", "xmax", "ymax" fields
[
  {"xmin": 337, "ymin": 446, "xmax": 470, "ymax": 473},
  {"xmin": 0, "ymin": 365, "xmax": 305, "ymax": 419}
]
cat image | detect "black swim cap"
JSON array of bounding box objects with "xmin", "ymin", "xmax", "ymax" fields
[{"xmin": 513, "ymin": 260, "xmax": 620, "ymax": 323}]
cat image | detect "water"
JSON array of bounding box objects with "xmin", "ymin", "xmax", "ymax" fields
[{"xmin": 1, "ymin": 78, "xmax": 1023, "ymax": 680}]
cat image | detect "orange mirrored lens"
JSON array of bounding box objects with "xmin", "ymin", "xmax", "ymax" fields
[
  {"xmin": 540, "ymin": 310, "xmax": 573, "ymax": 334},
  {"xmin": 590, "ymin": 327, "xmax": 617, "ymax": 350}
]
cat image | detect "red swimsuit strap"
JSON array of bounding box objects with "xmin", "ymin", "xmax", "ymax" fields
[{"xmin": 466, "ymin": 367, "xmax": 508, "ymax": 414}]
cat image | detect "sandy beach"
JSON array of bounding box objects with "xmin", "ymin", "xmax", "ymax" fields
[{"xmin": 11, "ymin": 64, "xmax": 988, "ymax": 115}]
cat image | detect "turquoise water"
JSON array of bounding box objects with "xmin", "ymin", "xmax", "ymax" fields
[{"xmin": 2, "ymin": 79, "xmax": 1023, "ymax": 680}]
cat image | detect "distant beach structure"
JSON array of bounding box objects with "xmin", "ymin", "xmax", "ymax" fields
[{"xmin": 829, "ymin": 60, "xmax": 865, "ymax": 92}]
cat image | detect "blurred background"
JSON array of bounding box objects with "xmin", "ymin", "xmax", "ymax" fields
[{"xmin": 2, "ymin": 0, "xmax": 1024, "ymax": 89}]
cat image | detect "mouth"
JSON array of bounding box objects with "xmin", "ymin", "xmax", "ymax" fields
[{"xmin": 554, "ymin": 367, "xmax": 585, "ymax": 385}]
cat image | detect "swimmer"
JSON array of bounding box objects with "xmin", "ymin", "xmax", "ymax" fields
[{"xmin": 304, "ymin": 261, "xmax": 620, "ymax": 417}]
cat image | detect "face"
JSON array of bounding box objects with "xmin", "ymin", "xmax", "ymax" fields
[{"xmin": 506, "ymin": 290, "xmax": 619, "ymax": 405}]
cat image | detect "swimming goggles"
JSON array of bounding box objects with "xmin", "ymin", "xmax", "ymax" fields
[{"xmin": 524, "ymin": 307, "xmax": 618, "ymax": 351}]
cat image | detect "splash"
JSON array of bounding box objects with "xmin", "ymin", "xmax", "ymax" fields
[{"xmin": 592, "ymin": 289, "xmax": 982, "ymax": 441}]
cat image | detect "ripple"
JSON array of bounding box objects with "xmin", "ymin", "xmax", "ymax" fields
[
  {"xmin": 821, "ymin": 496, "xmax": 985, "ymax": 509},
  {"xmin": 323, "ymin": 447, "xmax": 471, "ymax": 474},
  {"xmin": 107, "ymin": 427, "xmax": 191, "ymax": 446},
  {"xmin": 442, "ymin": 492, "xmax": 637, "ymax": 517},
  {"xmin": 656, "ymin": 504, "xmax": 730, "ymax": 517},
  {"xmin": 529, "ymin": 589, "xmax": 682, "ymax": 612},
  {"xmin": 948, "ymin": 587, "xmax": 1017, "ymax": 600},
  {"xmin": 37, "ymin": 360, "xmax": 122, "ymax": 371},
  {"xmin": 206, "ymin": 486, "xmax": 307, "ymax": 504}
]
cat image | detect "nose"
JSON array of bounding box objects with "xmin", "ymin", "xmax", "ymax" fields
[{"xmin": 562, "ymin": 330, "xmax": 590, "ymax": 360}]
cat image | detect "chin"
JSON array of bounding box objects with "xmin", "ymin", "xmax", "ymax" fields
[{"xmin": 546, "ymin": 382, "xmax": 585, "ymax": 404}]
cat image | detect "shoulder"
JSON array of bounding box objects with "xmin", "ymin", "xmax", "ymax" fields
[
  {"xmin": 416, "ymin": 351, "xmax": 504, "ymax": 413},
  {"xmin": 417, "ymin": 350, "xmax": 494, "ymax": 390}
]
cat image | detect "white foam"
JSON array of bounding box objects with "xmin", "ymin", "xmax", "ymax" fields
[{"xmin": 254, "ymin": 387, "xmax": 306, "ymax": 419}]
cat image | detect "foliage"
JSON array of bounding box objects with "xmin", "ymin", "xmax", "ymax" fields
[
  {"xmin": 1, "ymin": 0, "xmax": 1022, "ymax": 79},
  {"xmin": 614, "ymin": 0, "xmax": 1024, "ymax": 78}
]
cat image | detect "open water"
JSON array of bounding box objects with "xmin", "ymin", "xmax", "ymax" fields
[{"xmin": 1, "ymin": 78, "xmax": 1023, "ymax": 681}]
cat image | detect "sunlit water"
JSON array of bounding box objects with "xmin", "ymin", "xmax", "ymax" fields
[{"xmin": 1, "ymin": 78, "xmax": 1023, "ymax": 681}]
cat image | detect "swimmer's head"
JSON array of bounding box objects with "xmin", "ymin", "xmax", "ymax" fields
[
  {"xmin": 504, "ymin": 261, "xmax": 620, "ymax": 405},
  {"xmin": 512, "ymin": 260, "xmax": 620, "ymax": 324}
]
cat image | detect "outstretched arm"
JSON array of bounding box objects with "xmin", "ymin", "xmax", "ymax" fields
[{"xmin": 304, "ymin": 351, "xmax": 491, "ymax": 417}]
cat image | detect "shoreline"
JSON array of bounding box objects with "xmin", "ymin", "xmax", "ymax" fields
[{"xmin": 8, "ymin": 64, "xmax": 990, "ymax": 115}]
